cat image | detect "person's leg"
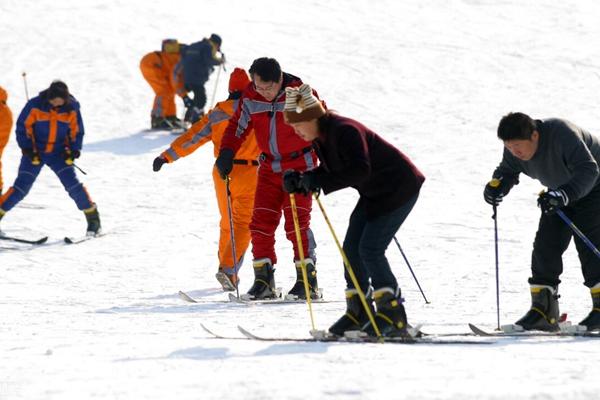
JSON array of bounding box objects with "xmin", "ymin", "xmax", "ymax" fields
[{"xmin": 0, "ymin": 155, "xmax": 43, "ymax": 212}]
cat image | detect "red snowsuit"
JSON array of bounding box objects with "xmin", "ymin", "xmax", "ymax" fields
[{"xmin": 220, "ymin": 73, "xmax": 321, "ymax": 265}]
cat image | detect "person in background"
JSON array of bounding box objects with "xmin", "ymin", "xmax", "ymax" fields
[
  {"xmin": 0, "ymin": 81, "xmax": 101, "ymax": 236},
  {"xmin": 0, "ymin": 86, "xmax": 12, "ymax": 199}
]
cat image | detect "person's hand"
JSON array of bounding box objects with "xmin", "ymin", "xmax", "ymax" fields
[
  {"xmin": 538, "ymin": 189, "xmax": 569, "ymax": 215},
  {"xmin": 182, "ymin": 96, "xmax": 194, "ymax": 108},
  {"xmin": 215, "ymin": 149, "xmax": 234, "ymax": 179},
  {"xmin": 283, "ymin": 170, "xmax": 302, "ymax": 193},
  {"xmin": 22, "ymin": 148, "xmax": 41, "ymax": 165},
  {"xmin": 484, "ymin": 177, "xmax": 511, "ymax": 206},
  {"xmin": 283, "ymin": 170, "xmax": 319, "ymax": 195},
  {"xmin": 153, "ymin": 156, "xmax": 167, "ymax": 172}
]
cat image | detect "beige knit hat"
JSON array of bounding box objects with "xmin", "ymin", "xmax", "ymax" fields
[{"xmin": 283, "ymin": 84, "xmax": 326, "ymax": 123}]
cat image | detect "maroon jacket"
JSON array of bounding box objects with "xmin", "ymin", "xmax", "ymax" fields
[{"xmin": 312, "ymin": 114, "xmax": 425, "ymax": 218}]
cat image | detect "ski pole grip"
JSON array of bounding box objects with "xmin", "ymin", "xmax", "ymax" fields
[{"xmin": 489, "ymin": 178, "xmax": 501, "ymax": 188}]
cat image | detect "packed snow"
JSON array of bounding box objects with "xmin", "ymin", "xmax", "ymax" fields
[{"xmin": 2, "ymin": 0, "xmax": 600, "ymax": 399}]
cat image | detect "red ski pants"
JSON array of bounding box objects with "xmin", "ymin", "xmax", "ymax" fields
[{"xmin": 250, "ymin": 167, "xmax": 316, "ymax": 266}]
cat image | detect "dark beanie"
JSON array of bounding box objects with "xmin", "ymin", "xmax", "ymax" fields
[
  {"xmin": 47, "ymin": 80, "xmax": 70, "ymax": 101},
  {"xmin": 209, "ymin": 33, "xmax": 222, "ymax": 48}
]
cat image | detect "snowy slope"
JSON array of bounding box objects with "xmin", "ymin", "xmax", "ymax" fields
[{"xmin": 2, "ymin": 0, "xmax": 600, "ymax": 399}]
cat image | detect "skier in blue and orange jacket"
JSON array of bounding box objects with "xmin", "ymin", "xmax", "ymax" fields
[{"xmin": 0, "ymin": 81, "xmax": 101, "ymax": 236}]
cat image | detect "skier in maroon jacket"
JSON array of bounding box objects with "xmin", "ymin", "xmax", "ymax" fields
[
  {"xmin": 215, "ymin": 58, "xmax": 323, "ymax": 301},
  {"xmin": 282, "ymin": 84, "xmax": 425, "ymax": 337}
]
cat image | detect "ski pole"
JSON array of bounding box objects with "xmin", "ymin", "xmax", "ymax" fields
[
  {"xmin": 313, "ymin": 193, "xmax": 382, "ymax": 339},
  {"xmin": 209, "ymin": 64, "xmax": 223, "ymax": 108},
  {"xmin": 22, "ymin": 71, "xmax": 29, "ymax": 100},
  {"xmin": 225, "ymin": 176, "xmax": 240, "ymax": 299},
  {"xmin": 556, "ymin": 209, "xmax": 600, "ymax": 260},
  {"xmin": 492, "ymin": 203, "xmax": 501, "ymax": 331},
  {"xmin": 289, "ymin": 193, "xmax": 317, "ymax": 332},
  {"xmin": 392, "ymin": 237, "xmax": 429, "ymax": 304}
]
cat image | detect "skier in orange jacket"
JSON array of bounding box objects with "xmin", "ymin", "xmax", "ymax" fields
[
  {"xmin": 153, "ymin": 68, "xmax": 259, "ymax": 291},
  {"xmin": 0, "ymin": 86, "xmax": 12, "ymax": 197}
]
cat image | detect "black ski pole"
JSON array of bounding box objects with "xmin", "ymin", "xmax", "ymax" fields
[
  {"xmin": 492, "ymin": 203, "xmax": 501, "ymax": 331},
  {"xmin": 392, "ymin": 237, "xmax": 429, "ymax": 304},
  {"xmin": 556, "ymin": 210, "xmax": 600, "ymax": 260},
  {"xmin": 225, "ymin": 176, "xmax": 240, "ymax": 299}
]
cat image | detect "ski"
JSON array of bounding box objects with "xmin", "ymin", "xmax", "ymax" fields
[
  {"xmin": 0, "ymin": 234, "xmax": 48, "ymax": 245},
  {"xmin": 228, "ymin": 292, "xmax": 334, "ymax": 304},
  {"xmin": 198, "ymin": 323, "xmax": 493, "ymax": 345},
  {"xmin": 178, "ymin": 291, "xmax": 198, "ymax": 303},
  {"xmin": 468, "ymin": 323, "xmax": 600, "ymax": 338},
  {"xmin": 64, "ymin": 232, "xmax": 105, "ymax": 244}
]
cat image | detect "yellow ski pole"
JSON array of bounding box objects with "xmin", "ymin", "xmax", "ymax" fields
[
  {"xmin": 313, "ymin": 193, "xmax": 382, "ymax": 339},
  {"xmin": 289, "ymin": 193, "xmax": 317, "ymax": 332}
]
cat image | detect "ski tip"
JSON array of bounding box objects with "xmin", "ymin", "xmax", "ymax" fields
[
  {"xmin": 64, "ymin": 237, "xmax": 74, "ymax": 244},
  {"xmin": 36, "ymin": 236, "xmax": 49, "ymax": 244}
]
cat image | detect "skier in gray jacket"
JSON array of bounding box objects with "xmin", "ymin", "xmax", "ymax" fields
[{"xmin": 484, "ymin": 112, "xmax": 600, "ymax": 332}]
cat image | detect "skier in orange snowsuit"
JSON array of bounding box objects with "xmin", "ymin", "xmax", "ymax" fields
[
  {"xmin": 153, "ymin": 68, "xmax": 259, "ymax": 291},
  {"xmin": 0, "ymin": 86, "xmax": 12, "ymax": 196},
  {"xmin": 139, "ymin": 39, "xmax": 187, "ymax": 130}
]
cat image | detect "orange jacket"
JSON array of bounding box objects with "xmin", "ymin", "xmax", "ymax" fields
[
  {"xmin": 0, "ymin": 87, "xmax": 13, "ymax": 152},
  {"xmin": 162, "ymin": 98, "xmax": 259, "ymax": 162},
  {"xmin": 140, "ymin": 51, "xmax": 186, "ymax": 97}
]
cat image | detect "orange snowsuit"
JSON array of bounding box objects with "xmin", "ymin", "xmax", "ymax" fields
[
  {"xmin": 140, "ymin": 50, "xmax": 186, "ymax": 118},
  {"xmin": 161, "ymin": 98, "xmax": 260, "ymax": 272},
  {"xmin": 0, "ymin": 86, "xmax": 13, "ymax": 194}
]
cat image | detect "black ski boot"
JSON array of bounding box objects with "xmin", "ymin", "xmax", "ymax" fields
[
  {"xmin": 515, "ymin": 285, "xmax": 560, "ymax": 332},
  {"xmin": 362, "ymin": 287, "xmax": 409, "ymax": 337},
  {"xmin": 243, "ymin": 258, "xmax": 277, "ymax": 300},
  {"xmin": 578, "ymin": 285, "xmax": 600, "ymax": 332},
  {"xmin": 287, "ymin": 258, "xmax": 320, "ymax": 300},
  {"xmin": 84, "ymin": 204, "xmax": 101, "ymax": 236},
  {"xmin": 329, "ymin": 288, "xmax": 374, "ymax": 336}
]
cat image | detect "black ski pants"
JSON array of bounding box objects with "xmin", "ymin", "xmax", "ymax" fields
[{"xmin": 531, "ymin": 185, "xmax": 600, "ymax": 288}]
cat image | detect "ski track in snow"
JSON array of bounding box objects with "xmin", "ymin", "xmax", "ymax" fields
[{"xmin": 2, "ymin": 0, "xmax": 600, "ymax": 399}]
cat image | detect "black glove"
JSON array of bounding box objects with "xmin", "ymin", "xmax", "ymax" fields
[
  {"xmin": 182, "ymin": 96, "xmax": 194, "ymax": 108},
  {"xmin": 153, "ymin": 156, "xmax": 167, "ymax": 172},
  {"xmin": 215, "ymin": 148, "xmax": 234, "ymax": 179},
  {"xmin": 283, "ymin": 170, "xmax": 302, "ymax": 193},
  {"xmin": 283, "ymin": 170, "xmax": 320, "ymax": 195},
  {"xmin": 184, "ymin": 106, "xmax": 203, "ymax": 124},
  {"xmin": 538, "ymin": 189, "xmax": 569, "ymax": 215},
  {"xmin": 22, "ymin": 148, "xmax": 40, "ymax": 165},
  {"xmin": 483, "ymin": 177, "xmax": 513, "ymax": 206},
  {"xmin": 62, "ymin": 148, "xmax": 81, "ymax": 164}
]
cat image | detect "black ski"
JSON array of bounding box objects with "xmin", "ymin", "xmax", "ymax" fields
[
  {"xmin": 64, "ymin": 232, "xmax": 105, "ymax": 244},
  {"xmin": 0, "ymin": 235, "xmax": 48, "ymax": 245},
  {"xmin": 228, "ymin": 292, "xmax": 334, "ymax": 304},
  {"xmin": 468, "ymin": 323, "xmax": 600, "ymax": 338}
]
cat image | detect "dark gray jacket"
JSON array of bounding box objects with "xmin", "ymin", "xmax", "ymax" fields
[{"xmin": 494, "ymin": 118, "xmax": 600, "ymax": 202}]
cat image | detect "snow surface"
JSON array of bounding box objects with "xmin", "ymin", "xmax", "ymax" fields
[{"xmin": 2, "ymin": 0, "xmax": 600, "ymax": 399}]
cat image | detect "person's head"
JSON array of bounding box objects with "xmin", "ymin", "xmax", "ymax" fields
[
  {"xmin": 161, "ymin": 38, "xmax": 180, "ymax": 53},
  {"xmin": 249, "ymin": 57, "xmax": 283, "ymax": 101},
  {"xmin": 497, "ymin": 112, "xmax": 539, "ymax": 161},
  {"xmin": 283, "ymin": 84, "xmax": 326, "ymax": 142},
  {"xmin": 0, "ymin": 86, "xmax": 7, "ymax": 104},
  {"xmin": 228, "ymin": 67, "xmax": 250, "ymax": 97},
  {"xmin": 209, "ymin": 33, "xmax": 222, "ymax": 50},
  {"xmin": 46, "ymin": 80, "xmax": 70, "ymax": 107}
]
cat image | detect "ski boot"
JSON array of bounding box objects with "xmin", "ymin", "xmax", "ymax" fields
[
  {"xmin": 243, "ymin": 258, "xmax": 277, "ymax": 300},
  {"xmin": 515, "ymin": 285, "xmax": 560, "ymax": 332},
  {"xmin": 329, "ymin": 288, "xmax": 374, "ymax": 336},
  {"xmin": 151, "ymin": 116, "xmax": 172, "ymax": 130},
  {"xmin": 215, "ymin": 267, "xmax": 238, "ymax": 292},
  {"xmin": 578, "ymin": 284, "xmax": 600, "ymax": 332},
  {"xmin": 84, "ymin": 204, "xmax": 102, "ymax": 236},
  {"xmin": 362, "ymin": 287, "xmax": 409, "ymax": 337},
  {"xmin": 286, "ymin": 258, "xmax": 320, "ymax": 300}
]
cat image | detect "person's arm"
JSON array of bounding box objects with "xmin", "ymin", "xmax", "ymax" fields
[{"xmin": 556, "ymin": 131, "xmax": 599, "ymax": 202}]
